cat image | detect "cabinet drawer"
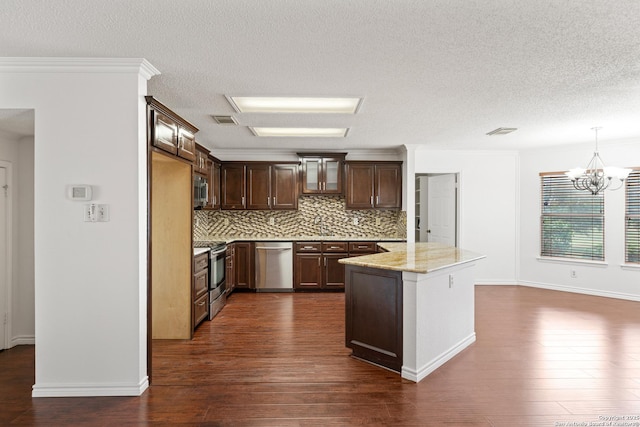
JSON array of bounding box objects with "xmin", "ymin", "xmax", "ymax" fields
[
  {"xmin": 194, "ymin": 252, "xmax": 209, "ymax": 272},
  {"xmin": 295, "ymin": 242, "xmax": 322, "ymax": 252},
  {"xmin": 349, "ymin": 242, "xmax": 377, "ymax": 253},
  {"xmin": 322, "ymin": 242, "xmax": 348, "ymax": 253},
  {"xmin": 193, "ymin": 269, "xmax": 208, "ymax": 298},
  {"xmin": 193, "ymin": 293, "xmax": 208, "ymax": 327}
]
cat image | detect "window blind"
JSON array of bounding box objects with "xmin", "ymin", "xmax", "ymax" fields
[
  {"xmin": 540, "ymin": 174, "xmax": 604, "ymax": 261},
  {"xmin": 626, "ymin": 169, "xmax": 640, "ymax": 264}
]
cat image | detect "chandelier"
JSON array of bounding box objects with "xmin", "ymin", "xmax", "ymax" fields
[{"xmin": 565, "ymin": 127, "xmax": 631, "ymax": 195}]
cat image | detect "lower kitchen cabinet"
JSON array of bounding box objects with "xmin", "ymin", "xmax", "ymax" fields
[
  {"xmin": 231, "ymin": 241, "xmax": 255, "ymax": 290},
  {"xmin": 294, "ymin": 241, "xmax": 349, "ymax": 290},
  {"xmin": 193, "ymin": 252, "xmax": 209, "ymax": 329}
]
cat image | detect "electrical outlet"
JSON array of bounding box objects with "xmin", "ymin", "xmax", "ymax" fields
[
  {"xmin": 353, "ymin": 217, "xmax": 359, "ymax": 226},
  {"xmin": 448, "ymin": 274, "xmax": 454, "ymax": 288},
  {"xmin": 376, "ymin": 217, "xmax": 381, "ymax": 226},
  {"xmin": 269, "ymin": 217, "xmax": 275, "ymax": 226},
  {"xmin": 570, "ymin": 270, "xmax": 577, "ymax": 279},
  {"xmin": 224, "ymin": 218, "xmax": 229, "ymax": 226}
]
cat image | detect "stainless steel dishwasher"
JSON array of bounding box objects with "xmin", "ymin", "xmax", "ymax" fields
[{"xmin": 255, "ymin": 242, "xmax": 293, "ymax": 291}]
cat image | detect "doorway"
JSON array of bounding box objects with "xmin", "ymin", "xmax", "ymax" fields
[
  {"xmin": 0, "ymin": 163, "xmax": 8, "ymax": 349},
  {"xmin": 415, "ymin": 173, "xmax": 459, "ymax": 245}
]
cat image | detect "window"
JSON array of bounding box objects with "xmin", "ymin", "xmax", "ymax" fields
[
  {"xmin": 540, "ymin": 173, "xmax": 604, "ymax": 261},
  {"xmin": 626, "ymin": 169, "xmax": 640, "ymax": 264}
]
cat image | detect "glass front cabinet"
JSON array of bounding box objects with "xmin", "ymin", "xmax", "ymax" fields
[{"xmin": 298, "ymin": 153, "xmax": 346, "ymax": 195}]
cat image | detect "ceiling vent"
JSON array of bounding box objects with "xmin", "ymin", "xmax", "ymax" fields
[
  {"xmin": 212, "ymin": 115, "xmax": 238, "ymax": 125},
  {"xmin": 486, "ymin": 127, "xmax": 517, "ymax": 136}
]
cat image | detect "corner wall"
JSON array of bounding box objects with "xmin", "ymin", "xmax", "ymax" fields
[{"xmin": 0, "ymin": 58, "xmax": 159, "ymax": 396}]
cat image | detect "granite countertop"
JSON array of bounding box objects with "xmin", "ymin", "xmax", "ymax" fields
[
  {"xmin": 339, "ymin": 242, "xmax": 485, "ymax": 274},
  {"xmin": 193, "ymin": 247, "xmax": 211, "ymax": 256},
  {"xmin": 197, "ymin": 236, "xmax": 406, "ymax": 244}
]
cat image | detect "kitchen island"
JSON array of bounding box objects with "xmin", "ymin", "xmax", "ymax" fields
[{"xmin": 339, "ymin": 242, "xmax": 485, "ymax": 382}]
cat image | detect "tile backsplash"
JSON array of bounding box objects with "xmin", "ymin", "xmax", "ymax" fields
[{"xmin": 194, "ymin": 195, "xmax": 406, "ymax": 240}]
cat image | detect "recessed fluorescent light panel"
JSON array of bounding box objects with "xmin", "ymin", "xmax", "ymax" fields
[
  {"xmin": 228, "ymin": 97, "xmax": 363, "ymax": 114},
  {"xmin": 250, "ymin": 127, "xmax": 349, "ymax": 137}
]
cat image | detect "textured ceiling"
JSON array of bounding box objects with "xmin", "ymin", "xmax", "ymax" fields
[{"xmin": 1, "ymin": 0, "xmax": 640, "ymax": 153}]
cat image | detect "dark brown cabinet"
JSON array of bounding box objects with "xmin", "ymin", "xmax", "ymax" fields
[
  {"xmin": 294, "ymin": 241, "xmax": 349, "ymax": 290},
  {"xmin": 194, "ymin": 143, "xmax": 209, "ymax": 175},
  {"xmin": 226, "ymin": 162, "xmax": 299, "ymax": 210},
  {"xmin": 146, "ymin": 96, "xmax": 198, "ymax": 163},
  {"xmin": 232, "ymin": 242, "xmax": 254, "ymax": 290},
  {"xmin": 210, "ymin": 158, "xmax": 221, "ymax": 210},
  {"xmin": 298, "ymin": 153, "xmax": 346, "ymax": 195},
  {"xmin": 221, "ymin": 163, "xmax": 246, "ymax": 210},
  {"xmin": 193, "ymin": 252, "xmax": 209, "ymax": 329},
  {"xmin": 345, "ymin": 161, "xmax": 402, "ymax": 209}
]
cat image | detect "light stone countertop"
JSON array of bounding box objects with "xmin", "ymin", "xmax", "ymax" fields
[
  {"xmin": 193, "ymin": 247, "xmax": 211, "ymax": 256},
  {"xmin": 339, "ymin": 242, "xmax": 485, "ymax": 274},
  {"xmin": 197, "ymin": 236, "xmax": 406, "ymax": 243}
]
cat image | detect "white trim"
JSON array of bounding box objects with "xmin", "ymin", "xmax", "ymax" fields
[
  {"xmin": 474, "ymin": 280, "xmax": 517, "ymax": 286},
  {"xmin": 0, "ymin": 161, "xmax": 12, "ymax": 351},
  {"xmin": 10, "ymin": 335, "xmax": 35, "ymax": 346},
  {"xmin": 518, "ymin": 280, "xmax": 640, "ymax": 302},
  {"xmin": 401, "ymin": 333, "xmax": 476, "ymax": 383},
  {"xmin": 536, "ymin": 256, "xmax": 608, "ymax": 267},
  {"xmin": 0, "ymin": 58, "xmax": 160, "ymax": 80},
  {"xmin": 620, "ymin": 263, "xmax": 640, "ymax": 271},
  {"xmin": 32, "ymin": 377, "xmax": 149, "ymax": 398}
]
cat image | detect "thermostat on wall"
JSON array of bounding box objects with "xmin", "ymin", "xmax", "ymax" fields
[{"xmin": 67, "ymin": 185, "xmax": 93, "ymax": 201}]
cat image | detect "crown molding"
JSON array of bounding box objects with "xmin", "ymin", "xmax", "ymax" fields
[{"xmin": 0, "ymin": 57, "xmax": 160, "ymax": 80}]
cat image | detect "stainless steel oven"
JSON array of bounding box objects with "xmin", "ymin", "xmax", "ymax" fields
[{"xmin": 208, "ymin": 242, "xmax": 227, "ymax": 320}]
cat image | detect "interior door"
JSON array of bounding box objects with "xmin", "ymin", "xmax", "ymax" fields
[
  {"xmin": 427, "ymin": 174, "xmax": 457, "ymax": 246},
  {"xmin": 0, "ymin": 166, "xmax": 7, "ymax": 349}
]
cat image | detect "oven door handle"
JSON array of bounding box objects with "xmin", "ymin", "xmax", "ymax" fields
[{"xmin": 209, "ymin": 247, "xmax": 227, "ymax": 256}]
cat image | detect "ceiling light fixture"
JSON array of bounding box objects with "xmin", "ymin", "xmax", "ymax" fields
[
  {"xmin": 486, "ymin": 127, "xmax": 517, "ymax": 136},
  {"xmin": 565, "ymin": 127, "xmax": 631, "ymax": 195},
  {"xmin": 249, "ymin": 127, "xmax": 349, "ymax": 137},
  {"xmin": 228, "ymin": 96, "xmax": 363, "ymax": 114}
]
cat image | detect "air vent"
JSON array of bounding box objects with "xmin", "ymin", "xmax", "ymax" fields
[
  {"xmin": 486, "ymin": 127, "xmax": 517, "ymax": 136},
  {"xmin": 212, "ymin": 115, "xmax": 238, "ymax": 125}
]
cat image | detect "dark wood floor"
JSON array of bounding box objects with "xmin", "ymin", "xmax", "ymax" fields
[{"xmin": 1, "ymin": 286, "xmax": 639, "ymax": 426}]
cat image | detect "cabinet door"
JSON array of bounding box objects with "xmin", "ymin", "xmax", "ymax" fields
[
  {"xmin": 177, "ymin": 128, "xmax": 197, "ymax": 162},
  {"xmin": 246, "ymin": 164, "xmax": 271, "ymax": 210},
  {"xmin": 226, "ymin": 249, "xmax": 235, "ymax": 294},
  {"xmin": 152, "ymin": 112, "xmax": 178, "ymax": 155},
  {"xmin": 234, "ymin": 242, "xmax": 254, "ymax": 289},
  {"xmin": 271, "ymin": 164, "xmax": 298, "ymax": 209},
  {"xmin": 300, "ymin": 158, "xmax": 322, "ymax": 194},
  {"xmin": 221, "ymin": 164, "xmax": 246, "ymax": 209},
  {"xmin": 322, "ymin": 157, "xmax": 343, "ymax": 194},
  {"xmin": 345, "ymin": 163, "xmax": 375, "ymax": 209},
  {"xmin": 294, "ymin": 254, "xmax": 322, "ymax": 290},
  {"xmin": 375, "ymin": 163, "xmax": 402, "ymax": 209},
  {"xmin": 324, "ymin": 254, "xmax": 347, "ymax": 289},
  {"xmin": 210, "ymin": 161, "xmax": 221, "ymax": 210}
]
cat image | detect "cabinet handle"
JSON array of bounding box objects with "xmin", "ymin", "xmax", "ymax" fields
[
  {"xmin": 376, "ymin": 196, "xmax": 379, "ymax": 205},
  {"xmin": 197, "ymin": 301, "xmax": 206, "ymax": 306},
  {"xmin": 318, "ymin": 258, "xmax": 320, "ymax": 267},
  {"xmin": 323, "ymin": 256, "xmax": 326, "ymax": 267},
  {"xmin": 303, "ymin": 246, "xmax": 314, "ymax": 249},
  {"xmin": 272, "ymin": 196, "xmax": 275, "ymax": 205},
  {"xmin": 329, "ymin": 246, "xmax": 340, "ymax": 249},
  {"xmin": 370, "ymin": 196, "xmax": 373, "ymax": 205},
  {"xmin": 267, "ymin": 196, "xmax": 270, "ymax": 205},
  {"xmin": 242, "ymin": 196, "xmax": 245, "ymax": 205}
]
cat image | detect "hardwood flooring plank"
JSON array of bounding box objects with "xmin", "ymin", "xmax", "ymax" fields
[{"xmin": 1, "ymin": 286, "xmax": 639, "ymax": 425}]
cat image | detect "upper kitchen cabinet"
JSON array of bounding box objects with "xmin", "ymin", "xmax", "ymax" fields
[
  {"xmin": 221, "ymin": 163, "xmax": 246, "ymax": 210},
  {"xmin": 209, "ymin": 156, "xmax": 221, "ymax": 210},
  {"xmin": 146, "ymin": 96, "xmax": 197, "ymax": 163},
  {"xmin": 298, "ymin": 153, "xmax": 346, "ymax": 195},
  {"xmin": 194, "ymin": 143, "xmax": 210, "ymax": 176},
  {"xmin": 229, "ymin": 162, "xmax": 299, "ymax": 210},
  {"xmin": 345, "ymin": 161, "xmax": 402, "ymax": 209}
]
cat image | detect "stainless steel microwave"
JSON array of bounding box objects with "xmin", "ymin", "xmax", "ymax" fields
[{"xmin": 193, "ymin": 175, "xmax": 208, "ymax": 209}]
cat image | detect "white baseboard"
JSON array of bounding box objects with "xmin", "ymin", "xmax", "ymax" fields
[
  {"xmin": 10, "ymin": 335, "xmax": 35, "ymax": 347},
  {"xmin": 402, "ymin": 333, "xmax": 476, "ymax": 383},
  {"xmin": 474, "ymin": 280, "xmax": 517, "ymax": 286},
  {"xmin": 32, "ymin": 377, "xmax": 149, "ymax": 397},
  {"xmin": 518, "ymin": 280, "xmax": 640, "ymax": 302}
]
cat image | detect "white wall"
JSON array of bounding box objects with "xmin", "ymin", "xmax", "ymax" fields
[
  {"xmin": 519, "ymin": 139, "xmax": 640, "ymax": 300},
  {"xmin": 0, "ymin": 131, "xmax": 35, "ymax": 346},
  {"xmin": 0, "ymin": 58, "xmax": 159, "ymax": 396},
  {"xmin": 409, "ymin": 148, "xmax": 519, "ymax": 284}
]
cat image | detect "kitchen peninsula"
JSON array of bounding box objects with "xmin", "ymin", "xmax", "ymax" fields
[{"xmin": 340, "ymin": 242, "xmax": 485, "ymax": 382}]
